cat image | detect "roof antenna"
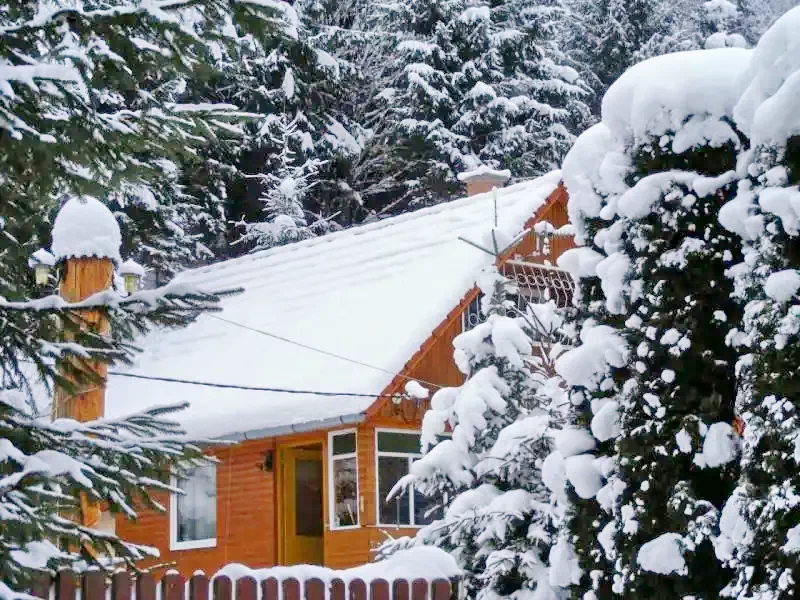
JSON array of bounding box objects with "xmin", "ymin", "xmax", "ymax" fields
[{"xmin": 458, "ymin": 186, "xmax": 529, "ymax": 260}]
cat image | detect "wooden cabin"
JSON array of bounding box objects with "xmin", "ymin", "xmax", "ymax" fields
[{"xmin": 105, "ymin": 170, "xmax": 575, "ymax": 576}]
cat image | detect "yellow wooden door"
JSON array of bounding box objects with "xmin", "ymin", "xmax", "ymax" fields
[{"xmin": 281, "ymin": 447, "xmax": 324, "ymax": 565}]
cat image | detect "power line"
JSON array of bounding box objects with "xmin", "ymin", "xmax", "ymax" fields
[
  {"xmin": 107, "ymin": 370, "xmax": 400, "ymax": 398},
  {"xmin": 206, "ymin": 313, "xmax": 444, "ymax": 390}
]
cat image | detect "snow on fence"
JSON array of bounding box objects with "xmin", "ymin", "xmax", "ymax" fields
[{"xmin": 27, "ymin": 570, "xmax": 459, "ymax": 600}]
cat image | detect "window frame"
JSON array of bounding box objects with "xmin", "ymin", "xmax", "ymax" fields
[
  {"xmin": 374, "ymin": 428, "xmax": 429, "ymax": 528},
  {"xmin": 328, "ymin": 429, "xmax": 360, "ymax": 531},
  {"xmin": 169, "ymin": 464, "xmax": 218, "ymax": 551}
]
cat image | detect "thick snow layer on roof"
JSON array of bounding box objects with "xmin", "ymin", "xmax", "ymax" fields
[
  {"xmin": 602, "ymin": 48, "xmax": 751, "ymax": 146},
  {"xmin": 734, "ymin": 7, "xmax": 800, "ymax": 144},
  {"xmin": 105, "ymin": 173, "xmax": 561, "ymax": 438},
  {"xmin": 51, "ymin": 195, "xmax": 121, "ymax": 263},
  {"xmin": 457, "ymin": 165, "xmax": 512, "ymax": 182}
]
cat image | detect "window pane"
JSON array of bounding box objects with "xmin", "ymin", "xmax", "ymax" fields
[
  {"xmin": 414, "ymin": 488, "xmax": 442, "ymax": 525},
  {"xmin": 378, "ymin": 456, "xmax": 410, "ymax": 525},
  {"xmin": 332, "ymin": 432, "xmax": 356, "ymax": 456},
  {"xmin": 332, "ymin": 457, "xmax": 358, "ymax": 527},
  {"xmin": 295, "ymin": 459, "xmax": 323, "ymax": 536},
  {"xmin": 377, "ymin": 432, "xmax": 421, "ymax": 454},
  {"xmin": 176, "ymin": 465, "xmax": 216, "ymax": 542}
]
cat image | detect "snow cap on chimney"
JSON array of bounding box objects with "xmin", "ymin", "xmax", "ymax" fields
[{"xmin": 457, "ymin": 165, "xmax": 511, "ymax": 196}]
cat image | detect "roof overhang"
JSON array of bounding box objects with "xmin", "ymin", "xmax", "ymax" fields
[{"xmin": 220, "ymin": 411, "xmax": 367, "ymax": 441}]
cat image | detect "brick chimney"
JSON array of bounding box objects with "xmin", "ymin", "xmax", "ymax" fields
[{"xmin": 457, "ymin": 165, "xmax": 511, "ymax": 196}]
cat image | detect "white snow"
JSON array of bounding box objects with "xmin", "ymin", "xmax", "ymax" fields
[
  {"xmin": 700, "ymin": 422, "xmax": 739, "ymax": 468},
  {"xmin": 457, "ymin": 165, "xmax": 511, "ymax": 183},
  {"xmin": 104, "ymin": 173, "xmax": 561, "ymax": 438},
  {"xmin": 51, "ymin": 195, "xmax": 121, "ymax": 263},
  {"xmin": 30, "ymin": 248, "xmax": 55, "ymax": 267},
  {"xmin": 548, "ymin": 537, "xmax": 583, "ymax": 587},
  {"xmin": 763, "ymin": 269, "xmax": 800, "ymax": 303},
  {"xmin": 591, "ymin": 401, "xmax": 621, "ymax": 442},
  {"xmin": 215, "ymin": 546, "xmax": 460, "ymax": 583},
  {"xmin": 637, "ymin": 533, "xmax": 687, "ymax": 575},
  {"xmin": 404, "ymin": 380, "xmax": 429, "ymax": 400},
  {"xmin": 564, "ymin": 454, "xmax": 604, "ymax": 499},
  {"xmin": 118, "ymin": 259, "xmax": 145, "ymax": 278},
  {"xmin": 602, "ymin": 48, "xmax": 751, "ymax": 147},
  {"xmin": 554, "ymin": 428, "xmax": 596, "ymax": 458},
  {"xmin": 734, "ymin": 7, "xmax": 800, "ymax": 144}
]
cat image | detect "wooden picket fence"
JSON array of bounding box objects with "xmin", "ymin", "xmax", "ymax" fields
[{"xmin": 29, "ymin": 570, "xmax": 459, "ymax": 600}]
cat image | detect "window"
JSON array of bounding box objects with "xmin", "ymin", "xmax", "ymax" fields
[
  {"xmin": 375, "ymin": 430, "xmax": 442, "ymax": 527},
  {"xmin": 170, "ymin": 465, "xmax": 216, "ymax": 550},
  {"xmin": 329, "ymin": 430, "xmax": 359, "ymax": 529}
]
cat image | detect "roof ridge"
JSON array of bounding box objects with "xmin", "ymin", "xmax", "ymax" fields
[{"xmin": 182, "ymin": 174, "xmax": 559, "ymax": 281}]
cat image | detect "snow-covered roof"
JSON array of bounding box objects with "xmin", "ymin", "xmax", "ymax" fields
[
  {"xmin": 105, "ymin": 172, "xmax": 561, "ymax": 439},
  {"xmin": 457, "ymin": 166, "xmax": 512, "ymax": 183},
  {"xmin": 51, "ymin": 195, "xmax": 122, "ymax": 263}
]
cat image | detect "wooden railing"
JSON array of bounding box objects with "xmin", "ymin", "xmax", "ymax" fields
[{"xmin": 28, "ymin": 570, "xmax": 459, "ymax": 600}]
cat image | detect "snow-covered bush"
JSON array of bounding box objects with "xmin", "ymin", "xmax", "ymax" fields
[
  {"xmin": 714, "ymin": 7, "xmax": 800, "ymax": 598},
  {"xmin": 558, "ymin": 44, "xmax": 752, "ymax": 597}
]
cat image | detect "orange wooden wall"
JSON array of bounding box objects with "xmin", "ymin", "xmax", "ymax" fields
[{"xmin": 116, "ymin": 186, "xmax": 573, "ymax": 577}]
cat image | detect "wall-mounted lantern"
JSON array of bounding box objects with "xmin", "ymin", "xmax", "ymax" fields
[
  {"xmin": 119, "ymin": 259, "xmax": 145, "ymax": 294},
  {"xmin": 30, "ymin": 248, "xmax": 56, "ymax": 286}
]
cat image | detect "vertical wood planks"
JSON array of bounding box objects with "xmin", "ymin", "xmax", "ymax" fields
[
  {"xmin": 189, "ymin": 573, "xmax": 209, "ymax": 600},
  {"xmin": 393, "ymin": 579, "xmax": 410, "ymax": 600},
  {"xmin": 213, "ymin": 575, "xmax": 232, "ymax": 600},
  {"xmin": 82, "ymin": 571, "xmax": 105, "ymax": 600},
  {"xmin": 282, "ymin": 578, "xmax": 300, "ymax": 600},
  {"xmin": 411, "ymin": 579, "xmax": 428, "ymax": 600},
  {"xmin": 136, "ymin": 573, "xmax": 156, "ymax": 600},
  {"xmin": 111, "ymin": 571, "xmax": 132, "ymax": 600},
  {"xmin": 236, "ymin": 577, "xmax": 257, "ymax": 600},
  {"xmin": 261, "ymin": 577, "xmax": 279, "ymax": 600},
  {"xmin": 369, "ymin": 579, "xmax": 389, "ymax": 600},
  {"xmin": 329, "ymin": 578, "xmax": 346, "ymax": 600},
  {"xmin": 161, "ymin": 572, "xmax": 184, "ymax": 600},
  {"xmin": 305, "ymin": 578, "xmax": 325, "ymax": 600},
  {"xmin": 432, "ymin": 579, "xmax": 451, "ymax": 600},
  {"xmin": 349, "ymin": 578, "xmax": 367, "ymax": 600}
]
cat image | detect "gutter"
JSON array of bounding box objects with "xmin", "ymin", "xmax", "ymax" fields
[{"xmin": 220, "ymin": 412, "xmax": 366, "ymax": 441}]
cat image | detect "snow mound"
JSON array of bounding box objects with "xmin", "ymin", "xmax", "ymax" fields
[
  {"xmin": 637, "ymin": 533, "xmax": 687, "ymax": 575},
  {"xmin": 51, "ymin": 195, "xmax": 121, "ymax": 263},
  {"xmin": 763, "ymin": 269, "xmax": 800, "ymax": 303},
  {"xmin": 457, "ymin": 165, "xmax": 511, "ymax": 182},
  {"xmin": 602, "ymin": 48, "xmax": 751, "ymax": 146},
  {"xmin": 734, "ymin": 6, "xmax": 800, "ymax": 144},
  {"xmin": 699, "ymin": 421, "xmax": 739, "ymax": 468},
  {"xmin": 214, "ymin": 546, "xmax": 461, "ymax": 583}
]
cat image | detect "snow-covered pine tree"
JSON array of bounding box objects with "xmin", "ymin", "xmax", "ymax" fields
[
  {"xmin": 379, "ymin": 266, "xmax": 576, "ymax": 598},
  {"xmin": 563, "ymin": 0, "xmax": 704, "ymax": 114},
  {"xmin": 714, "ymin": 8, "xmax": 800, "ymax": 598},
  {"xmin": 701, "ymin": 0, "xmax": 748, "ymax": 49},
  {"xmin": 0, "ymin": 1, "xmax": 284, "ymax": 279},
  {"xmin": 558, "ymin": 45, "xmax": 753, "ymax": 597},
  {"xmin": 235, "ymin": 114, "xmax": 331, "ymax": 250},
  {"xmin": 0, "ymin": 391, "xmax": 214, "ymax": 595},
  {"xmin": 449, "ymin": 0, "xmax": 591, "ymax": 177},
  {"xmin": 222, "ymin": 0, "xmax": 365, "ymax": 248},
  {"xmin": 358, "ymin": 0, "xmax": 590, "ymax": 216}
]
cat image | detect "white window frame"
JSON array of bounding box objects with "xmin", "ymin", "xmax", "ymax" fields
[
  {"xmin": 169, "ymin": 465, "xmax": 218, "ymax": 551},
  {"xmin": 328, "ymin": 429, "xmax": 360, "ymax": 531},
  {"xmin": 374, "ymin": 428, "xmax": 427, "ymax": 528}
]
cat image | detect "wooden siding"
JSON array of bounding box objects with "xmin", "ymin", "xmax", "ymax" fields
[{"xmin": 116, "ymin": 184, "xmax": 573, "ymax": 576}]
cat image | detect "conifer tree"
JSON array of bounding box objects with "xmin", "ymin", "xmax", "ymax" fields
[
  {"xmin": 714, "ymin": 8, "xmax": 800, "ymax": 597},
  {"xmin": 558, "ymin": 47, "xmax": 751, "ymax": 598},
  {"xmin": 380, "ymin": 266, "xmax": 575, "ymax": 599},
  {"xmin": 235, "ymin": 114, "xmax": 332, "ymax": 250}
]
